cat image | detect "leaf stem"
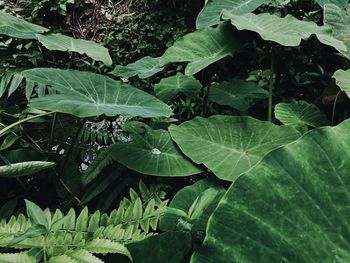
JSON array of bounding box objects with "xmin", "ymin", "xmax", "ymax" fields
[
  {"xmin": 0, "ymin": 111, "xmax": 54, "ymax": 137},
  {"xmin": 268, "ymin": 46, "xmax": 275, "ymax": 122}
]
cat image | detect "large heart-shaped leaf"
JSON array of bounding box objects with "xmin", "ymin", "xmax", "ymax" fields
[
  {"xmin": 192, "ymin": 119, "xmax": 350, "ymax": 263},
  {"xmin": 22, "ymin": 68, "xmax": 172, "ymax": 118},
  {"xmin": 275, "ymin": 100, "xmax": 329, "ymax": 130},
  {"xmin": 108, "ymin": 122, "xmax": 203, "ymax": 177},
  {"xmin": 37, "ymin": 34, "xmax": 112, "ymax": 65},
  {"xmin": 113, "ymin": 56, "xmax": 163, "ymax": 79},
  {"xmin": 316, "ymin": 0, "xmax": 348, "ymax": 8},
  {"xmin": 154, "ymin": 73, "xmax": 202, "ymax": 101},
  {"xmin": 333, "ymin": 68, "xmax": 350, "ymax": 97},
  {"xmin": 196, "ymin": 0, "xmax": 266, "ymax": 29},
  {"xmin": 160, "ymin": 179, "xmax": 225, "ymax": 233},
  {"xmin": 0, "ymin": 11, "xmax": 48, "ymax": 39},
  {"xmin": 208, "ymin": 79, "xmax": 268, "ymax": 111},
  {"xmin": 222, "ymin": 10, "xmax": 346, "ymax": 51},
  {"xmin": 324, "ymin": 4, "xmax": 350, "ymax": 59},
  {"xmin": 169, "ymin": 116, "xmax": 300, "ymax": 181},
  {"xmin": 159, "ymin": 24, "xmax": 242, "ymax": 75}
]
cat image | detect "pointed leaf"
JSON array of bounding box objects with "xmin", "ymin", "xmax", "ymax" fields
[
  {"xmin": 192, "ymin": 118, "xmax": 350, "ymax": 263},
  {"xmin": 333, "ymin": 68, "xmax": 350, "ymax": 98},
  {"xmin": 37, "ymin": 33, "xmax": 112, "ymax": 65},
  {"xmin": 109, "ymin": 122, "xmax": 203, "ymax": 176},
  {"xmin": 160, "ymin": 179, "xmax": 225, "ymax": 233},
  {"xmin": 169, "ymin": 116, "xmax": 300, "ymax": 181},
  {"xmin": 0, "ymin": 11, "xmax": 48, "ymax": 39},
  {"xmin": 222, "ymin": 10, "xmax": 346, "ymax": 51},
  {"xmin": 154, "ymin": 73, "xmax": 202, "ymax": 101},
  {"xmin": 159, "ymin": 24, "xmax": 242, "ymax": 75},
  {"xmin": 196, "ymin": 0, "xmax": 266, "ymax": 28},
  {"xmin": 25, "ymin": 200, "xmax": 49, "ymax": 229},
  {"xmin": 208, "ymin": 79, "xmax": 268, "ymax": 111},
  {"xmin": 0, "ymin": 253, "xmax": 36, "ymax": 263},
  {"xmin": 22, "ymin": 68, "xmax": 172, "ymax": 118},
  {"xmin": 0, "ymin": 161, "xmax": 55, "ymax": 177},
  {"xmin": 113, "ymin": 56, "xmax": 163, "ymax": 79}
]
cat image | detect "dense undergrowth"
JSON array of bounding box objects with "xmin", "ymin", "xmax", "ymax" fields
[{"xmin": 0, "ymin": 0, "xmax": 350, "ymax": 262}]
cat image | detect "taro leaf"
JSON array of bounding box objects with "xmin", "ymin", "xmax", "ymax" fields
[
  {"xmin": 208, "ymin": 79, "xmax": 268, "ymax": 111},
  {"xmin": 324, "ymin": 4, "xmax": 350, "ymax": 59},
  {"xmin": 196, "ymin": 0, "xmax": 266, "ymax": 29},
  {"xmin": 191, "ymin": 118, "xmax": 350, "ymax": 263},
  {"xmin": 37, "ymin": 33, "xmax": 112, "ymax": 65},
  {"xmin": 154, "ymin": 73, "xmax": 202, "ymax": 101},
  {"xmin": 333, "ymin": 68, "xmax": 350, "ymax": 97},
  {"xmin": 0, "ymin": 161, "xmax": 55, "ymax": 177},
  {"xmin": 127, "ymin": 231, "xmax": 192, "ymax": 263},
  {"xmin": 22, "ymin": 68, "xmax": 172, "ymax": 118},
  {"xmin": 316, "ymin": 0, "xmax": 348, "ymax": 8},
  {"xmin": 159, "ymin": 23, "xmax": 242, "ymax": 76},
  {"xmin": 169, "ymin": 116, "xmax": 300, "ymax": 181},
  {"xmin": 0, "ymin": 11, "xmax": 48, "ymax": 39},
  {"xmin": 222, "ymin": 10, "xmax": 346, "ymax": 51},
  {"xmin": 112, "ymin": 56, "xmax": 163, "ymax": 79},
  {"xmin": 160, "ymin": 179, "xmax": 225, "ymax": 234},
  {"xmin": 275, "ymin": 100, "xmax": 329, "ymax": 131},
  {"xmin": 108, "ymin": 122, "xmax": 203, "ymax": 177}
]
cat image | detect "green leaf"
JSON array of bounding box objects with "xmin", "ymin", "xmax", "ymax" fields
[
  {"xmin": 0, "ymin": 253, "xmax": 36, "ymax": 263},
  {"xmin": 222, "ymin": 10, "xmax": 347, "ymax": 51},
  {"xmin": 25, "ymin": 200, "xmax": 49, "ymax": 230},
  {"xmin": 324, "ymin": 4, "xmax": 350, "ymax": 59},
  {"xmin": 169, "ymin": 116, "xmax": 300, "ymax": 181},
  {"xmin": 333, "ymin": 68, "xmax": 350, "ymax": 97},
  {"xmin": 37, "ymin": 33, "xmax": 112, "ymax": 65},
  {"xmin": 113, "ymin": 56, "xmax": 163, "ymax": 79},
  {"xmin": 0, "ymin": 161, "xmax": 55, "ymax": 177},
  {"xmin": 22, "ymin": 68, "xmax": 172, "ymax": 118},
  {"xmin": 68, "ymin": 250, "xmax": 103, "ymax": 263},
  {"xmin": 208, "ymin": 79, "xmax": 268, "ymax": 111},
  {"xmin": 191, "ymin": 118, "xmax": 350, "ymax": 263},
  {"xmin": 316, "ymin": 0, "xmax": 348, "ymax": 8},
  {"xmin": 0, "ymin": 11, "xmax": 48, "ymax": 39},
  {"xmin": 275, "ymin": 100, "xmax": 329, "ymax": 130},
  {"xmin": 108, "ymin": 122, "xmax": 203, "ymax": 176},
  {"xmin": 84, "ymin": 238, "xmax": 131, "ymax": 259},
  {"xmin": 159, "ymin": 24, "xmax": 242, "ymax": 75},
  {"xmin": 154, "ymin": 73, "xmax": 202, "ymax": 101},
  {"xmin": 8, "ymin": 224, "xmax": 47, "ymax": 246},
  {"xmin": 196, "ymin": 0, "xmax": 266, "ymax": 28},
  {"xmin": 127, "ymin": 231, "xmax": 192, "ymax": 263},
  {"xmin": 160, "ymin": 179, "xmax": 225, "ymax": 233}
]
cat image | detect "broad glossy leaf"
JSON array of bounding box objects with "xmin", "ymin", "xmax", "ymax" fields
[
  {"xmin": 333, "ymin": 68, "xmax": 350, "ymax": 97},
  {"xmin": 159, "ymin": 24, "xmax": 242, "ymax": 75},
  {"xmin": 0, "ymin": 161, "xmax": 55, "ymax": 177},
  {"xmin": 192, "ymin": 119, "xmax": 350, "ymax": 263},
  {"xmin": 127, "ymin": 231, "xmax": 192, "ymax": 263},
  {"xmin": 208, "ymin": 79, "xmax": 268, "ymax": 111},
  {"xmin": 275, "ymin": 100, "xmax": 328, "ymax": 130},
  {"xmin": 324, "ymin": 4, "xmax": 350, "ymax": 59},
  {"xmin": 22, "ymin": 68, "xmax": 172, "ymax": 118},
  {"xmin": 37, "ymin": 33, "xmax": 112, "ymax": 65},
  {"xmin": 169, "ymin": 116, "xmax": 300, "ymax": 181},
  {"xmin": 316, "ymin": 0, "xmax": 348, "ymax": 8},
  {"xmin": 108, "ymin": 122, "xmax": 203, "ymax": 176},
  {"xmin": 113, "ymin": 56, "xmax": 163, "ymax": 79},
  {"xmin": 196, "ymin": 0, "xmax": 266, "ymax": 28},
  {"xmin": 222, "ymin": 10, "xmax": 347, "ymax": 51},
  {"xmin": 160, "ymin": 179, "xmax": 225, "ymax": 233},
  {"xmin": 154, "ymin": 73, "xmax": 202, "ymax": 101},
  {"xmin": 0, "ymin": 11, "xmax": 48, "ymax": 39}
]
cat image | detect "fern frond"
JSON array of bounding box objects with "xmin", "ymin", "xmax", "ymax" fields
[
  {"xmin": 0, "ymin": 253, "xmax": 35, "ymax": 263},
  {"xmin": 0, "ymin": 183, "xmax": 168, "ymax": 261}
]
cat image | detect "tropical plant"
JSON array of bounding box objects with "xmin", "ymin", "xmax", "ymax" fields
[{"xmin": 1, "ymin": 0, "xmax": 350, "ymax": 262}]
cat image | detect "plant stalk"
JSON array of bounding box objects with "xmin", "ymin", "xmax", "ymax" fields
[{"xmin": 268, "ymin": 46, "xmax": 275, "ymax": 122}]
